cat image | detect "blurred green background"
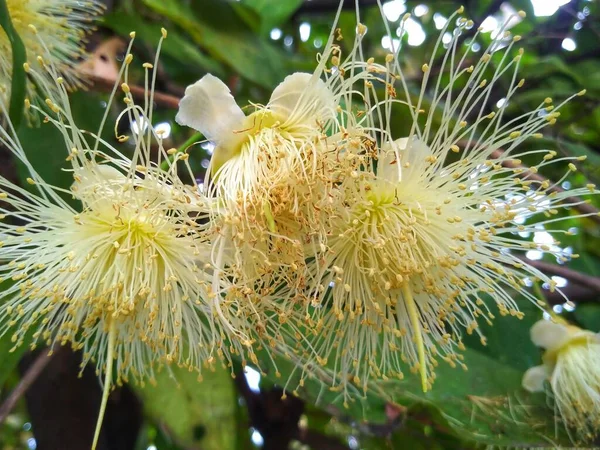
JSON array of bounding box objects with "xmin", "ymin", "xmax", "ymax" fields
[{"xmin": 1, "ymin": 0, "xmax": 600, "ymax": 448}]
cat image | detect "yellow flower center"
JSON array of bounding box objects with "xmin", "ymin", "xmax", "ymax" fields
[
  {"xmin": 348, "ymin": 179, "xmax": 467, "ymax": 283},
  {"xmin": 6, "ymin": 0, "xmax": 36, "ymax": 25}
]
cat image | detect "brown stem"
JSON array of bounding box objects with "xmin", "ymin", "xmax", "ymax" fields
[
  {"xmin": 0, "ymin": 350, "xmax": 52, "ymax": 424},
  {"xmin": 89, "ymin": 72, "xmax": 238, "ymax": 110},
  {"xmin": 296, "ymin": 428, "xmax": 350, "ymax": 450},
  {"xmin": 456, "ymin": 141, "xmax": 600, "ymax": 225},
  {"xmin": 491, "ymin": 147, "xmax": 600, "ymax": 224},
  {"xmin": 89, "ymin": 74, "xmax": 180, "ymax": 109},
  {"xmin": 523, "ymin": 258, "xmax": 600, "ymax": 293}
]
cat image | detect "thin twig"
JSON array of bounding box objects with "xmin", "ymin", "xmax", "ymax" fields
[
  {"xmin": 490, "ymin": 147, "xmax": 600, "ymax": 224},
  {"xmin": 456, "ymin": 140, "xmax": 600, "ymax": 225},
  {"xmin": 89, "ymin": 74, "xmax": 180, "ymax": 109},
  {"xmin": 523, "ymin": 258, "xmax": 600, "ymax": 293},
  {"xmin": 0, "ymin": 350, "xmax": 53, "ymax": 424}
]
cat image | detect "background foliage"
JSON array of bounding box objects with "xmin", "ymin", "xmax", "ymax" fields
[{"xmin": 1, "ymin": 0, "xmax": 600, "ymax": 448}]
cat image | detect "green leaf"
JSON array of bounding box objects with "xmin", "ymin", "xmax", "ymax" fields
[
  {"xmin": 574, "ymin": 303, "xmax": 600, "ymax": 332},
  {"xmin": 258, "ymin": 345, "xmax": 568, "ymax": 447},
  {"xmin": 0, "ymin": 0, "xmax": 27, "ymax": 129},
  {"xmin": 0, "ymin": 329, "xmax": 28, "ymax": 387},
  {"xmin": 386, "ymin": 404, "xmax": 477, "ymax": 450},
  {"xmin": 572, "ymin": 60, "xmax": 600, "ymax": 98},
  {"xmin": 384, "ymin": 349, "xmax": 566, "ymax": 447},
  {"xmin": 230, "ymin": 3, "xmax": 262, "ymax": 34},
  {"xmin": 15, "ymin": 90, "xmax": 109, "ymax": 194},
  {"xmin": 547, "ymin": 138, "xmax": 600, "ymax": 184},
  {"xmin": 142, "ymin": 0, "xmax": 285, "ymax": 88},
  {"xmin": 0, "ymin": 292, "xmax": 35, "ymax": 387},
  {"xmin": 462, "ymin": 293, "xmax": 544, "ymax": 372},
  {"xmin": 385, "ymin": 296, "xmax": 568, "ymax": 447},
  {"xmin": 244, "ymin": 0, "xmax": 304, "ymax": 34},
  {"xmin": 521, "ymin": 55, "xmax": 583, "ymax": 86},
  {"xmin": 102, "ymin": 11, "xmax": 226, "ymax": 78},
  {"xmin": 136, "ymin": 364, "xmax": 242, "ymax": 450},
  {"xmin": 255, "ymin": 290, "xmax": 573, "ymax": 447}
]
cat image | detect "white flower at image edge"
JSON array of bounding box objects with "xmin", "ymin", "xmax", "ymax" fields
[{"xmin": 523, "ymin": 319, "xmax": 600, "ymax": 440}]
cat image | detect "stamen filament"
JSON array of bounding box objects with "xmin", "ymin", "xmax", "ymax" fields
[
  {"xmin": 92, "ymin": 320, "xmax": 116, "ymax": 450},
  {"xmin": 402, "ymin": 282, "xmax": 427, "ymax": 392}
]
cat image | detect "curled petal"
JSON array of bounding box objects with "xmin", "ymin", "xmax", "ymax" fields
[
  {"xmin": 530, "ymin": 319, "xmax": 571, "ymax": 351},
  {"xmin": 378, "ymin": 138, "xmax": 407, "ymax": 183},
  {"xmin": 268, "ymin": 72, "xmax": 335, "ymax": 125},
  {"xmin": 379, "ymin": 137, "xmax": 433, "ymax": 183},
  {"xmin": 522, "ymin": 365, "xmax": 549, "ymax": 392},
  {"xmin": 175, "ymin": 74, "xmax": 246, "ymax": 146},
  {"xmin": 73, "ymin": 164, "xmax": 125, "ymax": 197}
]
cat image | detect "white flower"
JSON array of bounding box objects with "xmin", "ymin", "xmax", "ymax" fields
[
  {"xmin": 0, "ymin": 76, "xmax": 215, "ymax": 388},
  {"xmin": 523, "ymin": 319, "xmax": 600, "ymax": 442},
  {"xmin": 177, "ymin": 72, "xmax": 339, "ymax": 306},
  {"xmin": 1, "ymin": 31, "xmax": 325, "ymax": 446},
  {"xmin": 300, "ymin": 7, "xmax": 597, "ymax": 397},
  {"xmin": 176, "ymin": 72, "xmax": 335, "ymax": 176},
  {"xmin": 0, "ymin": 32, "xmax": 283, "ymax": 449},
  {"xmin": 0, "ymin": 0, "xmax": 103, "ymax": 111}
]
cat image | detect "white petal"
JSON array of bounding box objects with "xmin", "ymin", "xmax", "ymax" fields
[
  {"xmin": 74, "ymin": 165, "xmax": 124, "ymax": 188},
  {"xmin": 268, "ymin": 72, "xmax": 335, "ymax": 124},
  {"xmin": 175, "ymin": 74, "xmax": 245, "ymax": 146},
  {"xmin": 379, "ymin": 138, "xmax": 408, "ymax": 183},
  {"xmin": 522, "ymin": 365, "xmax": 549, "ymax": 392},
  {"xmin": 72, "ymin": 165, "xmax": 127, "ymax": 201},
  {"xmin": 402, "ymin": 138, "xmax": 433, "ymax": 172},
  {"xmin": 379, "ymin": 137, "xmax": 432, "ymax": 182},
  {"xmin": 530, "ymin": 319, "xmax": 570, "ymax": 350}
]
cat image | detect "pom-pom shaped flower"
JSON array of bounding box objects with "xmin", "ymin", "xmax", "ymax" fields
[
  {"xmin": 301, "ymin": 8, "xmax": 597, "ymax": 396},
  {"xmin": 176, "ymin": 71, "xmax": 341, "ymax": 307},
  {"xmin": 0, "ymin": 0, "xmax": 103, "ymax": 108},
  {"xmin": 0, "ymin": 32, "xmax": 273, "ymax": 449},
  {"xmin": 523, "ymin": 319, "xmax": 600, "ymax": 442},
  {"xmin": 0, "ymin": 51, "xmax": 215, "ymax": 387}
]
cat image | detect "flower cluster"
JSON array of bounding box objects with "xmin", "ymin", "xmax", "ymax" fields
[
  {"xmin": 0, "ymin": 2, "xmax": 598, "ymax": 448},
  {"xmin": 523, "ymin": 319, "xmax": 600, "ymax": 442},
  {"xmin": 176, "ymin": 7, "xmax": 596, "ymax": 399}
]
